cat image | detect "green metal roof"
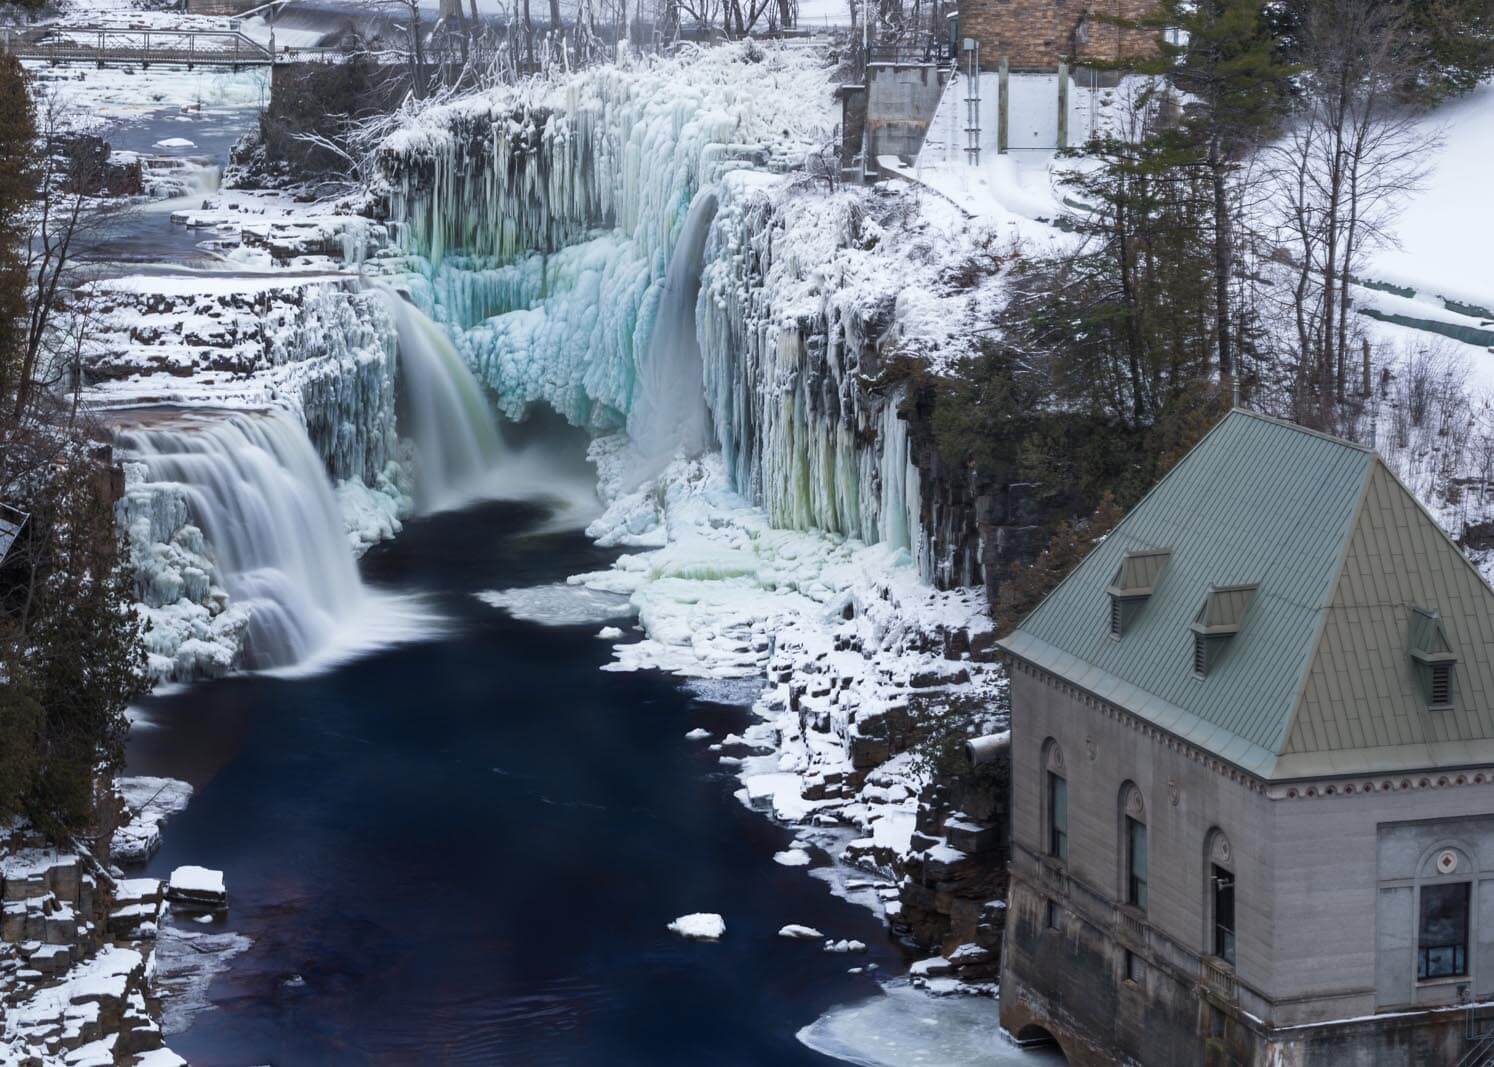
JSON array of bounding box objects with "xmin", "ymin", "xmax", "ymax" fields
[{"xmin": 999, "ymin": 409, "xmax": 1494, "ymax": 780}]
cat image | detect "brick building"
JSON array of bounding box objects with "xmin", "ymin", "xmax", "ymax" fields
[{"xmin": 956, "ymin": 0, "xmax": 1157, "ymax": 70}]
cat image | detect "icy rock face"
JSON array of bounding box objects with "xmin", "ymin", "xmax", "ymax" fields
[
  {"xmin": 377, "ymin": 46, "xmax": 1002, "ymax": 586},
  {"xmin": 699, "ymin": 177, "xmax": 938, "ymax": 577},
  {"xmin": 116, "ymin": 466, "xmax": 248, "ymax": 680},
  {"xmin": 374, "ymin": 43, "xmax": 831, "ymax": 438}
]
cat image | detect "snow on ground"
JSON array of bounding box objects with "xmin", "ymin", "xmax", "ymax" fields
[
  {"xmin": 23, "ymin": 64, "xmax": 268, "ymax": 137},
  {"xmin": 1368, "ymin": 83, "xmax": 1494, "ymax": 308},
  {"xmin": 111, "ymin": 776, "xmax": 193, "ymax": 865}
]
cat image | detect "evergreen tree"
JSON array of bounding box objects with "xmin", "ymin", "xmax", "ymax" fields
[
  {"xmin": 1134, "ymin": 0, "xmax": 1294, "ymax": 387},
  {"xmin": 0, "ymin": 55, "xmax": 37, "ymax": 411},
  {"xmin": 7, "ymin": 456, "xmax": 147, "ymax": 836},
  {"xmin": 1023, "ymin": 106, "xmax": 1218, "ymax": 426}
]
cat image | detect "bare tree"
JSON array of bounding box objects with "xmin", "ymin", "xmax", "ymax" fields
[{"xmin": 1265, "ymin": 0, "xmax": 1437, "ymax": 427}]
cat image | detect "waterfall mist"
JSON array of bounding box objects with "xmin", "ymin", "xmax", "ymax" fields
[{"xmin": 375, "ymin": 285, "xmax": 507, "ymax": 514}]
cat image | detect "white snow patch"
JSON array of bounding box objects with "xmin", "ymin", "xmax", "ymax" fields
[{"xmin": 667, "ymin": 913, "xmax": 726, "ymax": 941}]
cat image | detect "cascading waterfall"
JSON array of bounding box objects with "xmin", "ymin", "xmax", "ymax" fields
[
  {"xmin": 627, "ymin": 188, "xmax": 718, "ymax": 479},
  {"xmin": 115, "ymin": 409, "xmax": 367, "ymax": 671},
  {"xmin": 375, "ymin": 46, "xmax": 942, "ymax": 581},
  {"xmin": 373, "ymin": 284, "xmax": 507, "ymax": 512}
]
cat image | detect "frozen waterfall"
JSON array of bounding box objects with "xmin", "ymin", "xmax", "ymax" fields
[
  {"xmin": 374, "ymin": 285, "xmax": 506, "ymax": 512},
  {"xmin": 627, "ymin": 189, "xmax": 718, "ymax": 481},
  {"xmin": 115, "ymin": 409, "xmax": 369, "ymax": 671}
]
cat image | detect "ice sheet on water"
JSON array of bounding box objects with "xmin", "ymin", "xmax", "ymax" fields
[
  {"xmin": 682, "ymin": 677, "xmax": 765, "ymax": 707},
  {"xmin": 475, "ymin": 584, "xmax": 635, "ymax": 627},
  {"xmin": 798, "ymin": 982, "xmax": 1065, "ymax": 1067},
  {"xmin": 154, "ymin": 922, "xmax": 252, "ymax": 1037}
]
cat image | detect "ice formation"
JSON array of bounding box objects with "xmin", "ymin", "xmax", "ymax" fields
[{"xmin": 374, "ymin": 43, "xmax": 955, "ymax": 581}]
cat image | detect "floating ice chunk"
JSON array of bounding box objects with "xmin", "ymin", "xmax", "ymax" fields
[
  {"xmin": 824, "ymin": 939, "xmax": 868, "ymax": 954},
  {"xmin": 667, "ymin": 913, "xmax": 725, "ymax": 941},
  {"xmin": 597, "ymin": 626, "xmax": 624, "ymax": 639},
  {"xmin": 684, "ymin": 728, "xmax": 712, "ymax": 740},
  {"xmin": 153, "ymin": 137, "xmax": 196, "ymax": 148},
  {"xmin": 778, "ymin": 924, "xmax": 824, "ymax": 940},
  {"xmin": 476, "ymin": 584, "xmax": 634, "ymax": 626},
  {"xmin": 774, "ymin": 849, "xmax": 812, "ymax": 867}
]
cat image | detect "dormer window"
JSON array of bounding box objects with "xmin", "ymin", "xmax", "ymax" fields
[
  {"xmin": 1106, "ymin": 549, "xmax": 1171, "ymax": 638},
  {"xmin": 1190, "ymin": 584, "xmax": 1258, "ymax": 677},
  {"xmin": 1410, "ymin": 608, "xmax": 1457, "ymax": 709}
]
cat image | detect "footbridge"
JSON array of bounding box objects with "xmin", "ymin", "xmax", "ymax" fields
[{"xmin": 0, "ymin": 25, "xmax": 279, "ymax": 69}]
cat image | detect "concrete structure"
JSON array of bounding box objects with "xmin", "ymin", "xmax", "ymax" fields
[
  {"xmin": 861, "ymin": 62, "xmax": 950, "ymax": 168},
  {"xmin": 998, "ymin": 410, "xmax": 1494, "ymax": 1065}
]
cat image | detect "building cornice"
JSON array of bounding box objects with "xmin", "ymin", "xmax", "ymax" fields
[{"xmin": 1007, "ymin": 653, "xmax": 1494, "ymax": 802}]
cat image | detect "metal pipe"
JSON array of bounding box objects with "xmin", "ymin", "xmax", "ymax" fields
[{"xmin": 965, "ymin": 733, "xmax": 1010, "ymax": 767}]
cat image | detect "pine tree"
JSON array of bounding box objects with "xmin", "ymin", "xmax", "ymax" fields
[
  {"xmin": 0, "ymin": 56, "xmax": 37, "ymax": 412},
  {"xmin": 1134, "ymin": 0, "xmax": 1294, "ymax": 388}
]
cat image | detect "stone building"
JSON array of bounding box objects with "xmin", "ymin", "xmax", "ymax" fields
[
  {"xmin": 997, "ymin": 410, "xmax": 1494, "ymax": 1065},
  {"xmin": 955, "ymin": 0, "xmax": 1157, "ymax": 70}
]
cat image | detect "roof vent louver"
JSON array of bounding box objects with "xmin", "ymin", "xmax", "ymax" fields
[
  {"xmin": 1410, "ymin": 608, "xmax": 1457, "ymax": 709},
  {"xmin": 1106, "ymin": 549, "xmax": 1171, "ymax": 638},
  {"xmin": 1190, "ymin": 584, "xmax": 1258, "ymax": 677}
]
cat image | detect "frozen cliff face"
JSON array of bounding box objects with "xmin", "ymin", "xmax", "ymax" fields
[
  {"xmin": 116, "ymin": 462, "xmax": 249, "ymax": 679},
  {"xmin": 83, "ymin": 274, "xmax": 401, "ymax": 493},
  {"xmin": 375, "ymin": 44, "xmax": 1009, "ymax": 588},
  {"xmin": 374, "ymin": 43, "xmax": 833, "ymax": 439},
  {"xmin": 698, "ymin": 173, "xmax": 1010, "ymax": 584}
]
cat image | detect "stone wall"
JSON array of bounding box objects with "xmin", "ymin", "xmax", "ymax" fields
[
  {"xmin": 957, "ymin": 0, "xmax": 1157, "ymax": 70},
  {"xmin": 1000, "ymin": 654, "xmax": 1494, "ymax": 1063}
]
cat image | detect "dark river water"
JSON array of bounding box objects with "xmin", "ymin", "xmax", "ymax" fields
[{"xmin": 125, "ymin": 495, "xmax": 907, "ymax": 1065}]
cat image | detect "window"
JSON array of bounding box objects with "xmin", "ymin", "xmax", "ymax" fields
[
  {"xmin": 1045, "ymin": 899, "xmax": 1060, "ymax": 930},
  {"xmin": 1109, "ymin": 595, "xmax": 1122, "ymax": 638},
  {"xmin": 1418, "ymin": 881, "xmax": 1470, "ymax": 980},
  {"xmin": 1193, "ymin": 633, "xmax": 1208, "ymax": 676},
  {"xmin": 1048, "ymin": 772, "xmax": 1068, "ymax": 862},
  {"xmin": 1126, "ymin": 816, "xmax": 1148, "ymax": 911},
  {"xmin": 1212, "ymin": 865, "xmax": 1236, "ymax": 965},
  {"xmin": 1124, "ymin": 949, "xmax": 1142, "ymax": 983}
]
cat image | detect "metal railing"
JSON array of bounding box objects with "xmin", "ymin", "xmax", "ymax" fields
[{"xmin": 1457, "ymin": 1002, "xmax": 1494, "ymax": 1067}]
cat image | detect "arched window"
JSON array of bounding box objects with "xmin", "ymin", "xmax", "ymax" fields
[
  {"xmin": 1206, "ymin": 829, "xmax": 1235, "ymax": 965},
  {"xmin": 1043, "ymin": 740, "xmax": 1067, "ymax": 863},
  {"xmin": 1416, "ymin": 844, "xmax": 1474, "ymax": 981},
  {"xmin": 1121, "ymin": 783, "xmax": 1147, "ymax": 912}
]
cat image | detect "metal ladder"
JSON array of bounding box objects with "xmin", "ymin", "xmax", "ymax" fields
[{"xmin": 962, "ymin": 40, "xmax": 980, "ymax": 167}]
